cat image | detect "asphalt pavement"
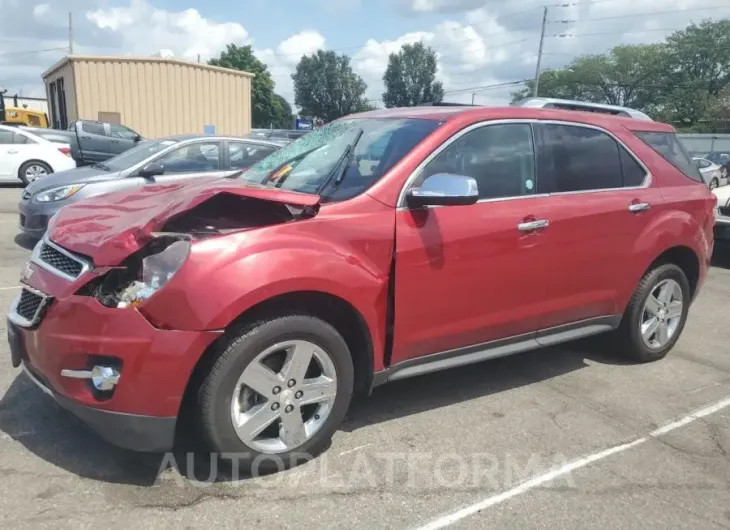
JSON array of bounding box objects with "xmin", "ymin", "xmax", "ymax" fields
[{"xmin": 0, "ymin": 183, "xmax": 728, "ymax": 529}]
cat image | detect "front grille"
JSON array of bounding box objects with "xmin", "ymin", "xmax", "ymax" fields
[
  {"xmin": 19, "ymin": 214, "xmax": 25, "ymax": 227},
  {"xmin": 39, "ymin": 242, "xmax": 84, "ymax": 277},
  {"xmin": 16, "ymin": 288, "xmax": 44, "ymax": 322},
  {"xmin": 720, "ymin": 206, "xmax": 730, "ymax": 218}
]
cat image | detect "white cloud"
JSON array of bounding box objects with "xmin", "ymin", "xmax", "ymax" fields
[{"xmin": 32, "ymin": 3, "xmax": 50, "ymax": 18}]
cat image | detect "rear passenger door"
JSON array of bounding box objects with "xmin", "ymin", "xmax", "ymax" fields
[
  {"xmin": 226, "ymin": 141, "xmax": 277, "ymax": 171},
  {"xmin": 534, "ymin": 122, "xmax": 662, "ymax": 328},
  {"xmin": 108, "ymin": 124, "xmax": 139, "ymax": 155},
  {"xmin": 77, "ymin": 121, "xmax": 110, "ymax": 162}
]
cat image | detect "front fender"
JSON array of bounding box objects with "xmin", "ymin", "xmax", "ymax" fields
[{"xmin": 139, "ymin": 233, "xmax": 389, "ymax": 345}]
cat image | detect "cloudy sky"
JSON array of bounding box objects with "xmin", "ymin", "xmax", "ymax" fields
[{"xmin": 0, "ymin": 0, "xmax": 728, "ymax": 108}]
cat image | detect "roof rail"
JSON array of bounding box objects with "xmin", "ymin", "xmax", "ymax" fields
[{"xmin": 512, "ymin": 97, "xmax": 653, "ymax": 121}]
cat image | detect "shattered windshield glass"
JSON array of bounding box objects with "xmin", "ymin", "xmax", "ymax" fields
[{"xmin": 240, "ymin": 118, "xmax": 441, "ymax": 201}]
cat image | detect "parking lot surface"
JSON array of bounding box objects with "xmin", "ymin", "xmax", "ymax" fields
[{"xmin": 0, "ymin": 184, "xmax": 728, "ymax": 529}]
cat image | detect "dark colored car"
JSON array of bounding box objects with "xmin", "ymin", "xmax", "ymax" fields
[
  {"xmin": 704, "ymin": 152, "xmax": 730, "ymax": 179},
  {"xmin": 18, "ymin": 135, "xmax": 282, "ymax": 238},
  {"xmin": 7, "ymin": 104, "xmax": 714, "ymax": 471}
]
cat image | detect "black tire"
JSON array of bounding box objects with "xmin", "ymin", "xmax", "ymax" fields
[
  {"xmin": 722, "ymin": 167, "xmax": 728, "ymax": 179},
  {"xmin": 710, "ymin": 177, "xmax": 719, "ymax": 190},
  {"xmin": 18, "ymin": 160, "xmax": 52, "ymax": 186},
  {"xmin": 615, "ymin": 263, "xmax": 690, "ymax": 363},
  {"xmin": 198, "ymin": 315, "xmax": 354, "ymax": 473}
]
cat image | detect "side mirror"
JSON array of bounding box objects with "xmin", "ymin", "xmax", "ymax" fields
[
  {"xmin": 406, "ymin": 173, "xmax": 479, "ymax": 208},
  {"xmin": 134, "ymin": 134, "xmax": 143, "ymax": 143},
  {"xmin": 139, "ymin": 162, "xmax": 164, "ymax": 178}
]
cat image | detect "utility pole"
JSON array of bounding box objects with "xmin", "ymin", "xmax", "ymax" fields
[
  {"xmin": 68, "ymin": 12, "xmax": 74, "ymax": 55},
  {"xmin": 471, "ymin": 93, "xmax": 476, "ymax": 105},
  {"xmin": 533, "ymin": 6, "xmax": 548, "ymax": 97}
]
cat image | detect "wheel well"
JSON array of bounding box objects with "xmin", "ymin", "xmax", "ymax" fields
[
  {"xmin": 651, "ymin": 246, "xmax": 700, "ymax": 297},
  {"xmin": 180, "ymin": 291, "xmax": 374, "ymax": 420},
  {"xmin": 18, "ymin": 159, "xmax": 52, "ymax": 175}
]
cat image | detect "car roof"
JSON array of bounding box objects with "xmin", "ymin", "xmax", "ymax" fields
[{"xmin": 349, "ymin": 105, "xmax": 674, "ymax": 132}]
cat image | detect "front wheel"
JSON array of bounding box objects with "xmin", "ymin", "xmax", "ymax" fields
[
  {"xmin": 710, "ymin": 177, "xmax": 720, "ymax": 190},
  {"xmin": 615, "ymin": 263, "xmax": 690, "ymax": 363},
  {"xmin": 198, "ymin": 315, "xmax": 354, "ymax": 472}
]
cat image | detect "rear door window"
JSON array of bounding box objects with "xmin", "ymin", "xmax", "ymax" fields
[
  {"xmin": 535, "ymin": 123, "xmax": 645, "ymax": 192},
  {"xmin": 81, "ymin": 122, "xmax": 106, "ymax": 136},
  {"xmin": 228, "ymin": 142, "xmax": 277, "ymax": 170},
  {"xmin": 634, "ymin": 131, "xmax": 703, "ymax": 183}
]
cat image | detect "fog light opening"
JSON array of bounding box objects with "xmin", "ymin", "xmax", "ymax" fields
[{"xmin": 61, "ymin": 365, "xmax": 121, "ymax": 391}]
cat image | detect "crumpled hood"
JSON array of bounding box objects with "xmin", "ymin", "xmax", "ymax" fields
[{"xmin": 47, "ymin": 177, "xmax": 320, "ymax": 266}]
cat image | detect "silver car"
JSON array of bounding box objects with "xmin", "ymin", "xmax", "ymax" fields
[
  {"xmin": 693, "ymin": 157, "xmax": 725, "ymax": 190},
  {"xmin": 18, "ymin": 134, "xmax": 282, "ymax": 239}
]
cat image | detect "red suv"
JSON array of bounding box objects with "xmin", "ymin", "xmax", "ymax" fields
[{"xmin": 7, "ymin": 104, "xmax": 715, "ymax": 468}]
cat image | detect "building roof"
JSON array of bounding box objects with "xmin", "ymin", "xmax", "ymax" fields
[{"xmin": 42, "ymin": 54, "xmax": 254, "ymax": 80}]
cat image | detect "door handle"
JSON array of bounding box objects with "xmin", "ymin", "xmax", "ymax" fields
[
  {"xmin": 628, "ymin": 202, "xmax": 651, "ymax": 213},
  {"xmin": 517, "ymin": 219, "xmax": 549, "ymax": 232},
  {"xmin": 7, "ymin": 150, "xmax": 18, "ymax": 154}
]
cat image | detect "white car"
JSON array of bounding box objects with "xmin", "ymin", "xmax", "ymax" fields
[
  {"xmin": 0, "ymin": 124, "xmax": 76, "ymax": 186},
  {"xmin": 712, "ymin": 184, "xmax": 730, "ymax": 241},
  {"xmin": 693, "ymin": 157, "xmax": 724, "ymax": 190}
]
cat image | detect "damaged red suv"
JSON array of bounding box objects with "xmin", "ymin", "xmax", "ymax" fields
[{"xmin": 7, "ymin": 102, "xmax": 715, "ymax": 467}]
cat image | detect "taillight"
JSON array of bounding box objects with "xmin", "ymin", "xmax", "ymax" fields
[{"xmin": 58, "ymin": 147, "xmax": 71, "ymax": 157}]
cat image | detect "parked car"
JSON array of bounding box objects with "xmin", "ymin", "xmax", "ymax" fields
[
  {"xmin": 246, "ymin": 129, "xmax": 309, "ymax": 143},
  {"xmin": 8, "ymin": 102, "xmax": 714, "ymax": 470},
  {"xmin": 704, "ymin": 152, "xmax": 730, "ymax": 179},
  {"xmin": 693, "ymin": 157, "xmax": 724, "ymax": 189},
  {"xmin": 18, "ymin": 120, "xmax": 143, "ymax": 168},
  {"xmin": 0, "ymin": 124, "xmax": 76, "ymax": 185},
  {"xmin": 712, "ymin": 184, "xmax": 730, "ymax": 241},
  {"xmin": 18, "ymin": 135, "xmax": 282, "ymax": 238}
]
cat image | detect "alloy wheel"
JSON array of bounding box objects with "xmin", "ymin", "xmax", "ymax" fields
[
  {"xmin": 640, "ymin": 279, "xmax": 683, "ymax": 349},
  {"xmin": 229, "ymin": 339, "xmax": 338, "ymax": 454},
  {"xmin": 25, "ymin": 165, "xmax": 48, "ymax": 182}
]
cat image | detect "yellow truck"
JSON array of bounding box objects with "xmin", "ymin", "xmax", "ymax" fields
[{"xmin": 0, "ymin": 93, "xmax": 49, "ymax": 128}]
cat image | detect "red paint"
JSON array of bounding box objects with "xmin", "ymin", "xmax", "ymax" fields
[{"xmin": 15, "ymin": 106, "xmax": 713, "ymax": 428}]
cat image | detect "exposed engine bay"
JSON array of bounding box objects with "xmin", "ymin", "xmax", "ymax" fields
[{"xmin": 77, "ymin": 193, "xmax": 315, "ymax": 308}]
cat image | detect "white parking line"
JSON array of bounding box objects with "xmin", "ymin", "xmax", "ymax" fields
[
  {"xmin": 0, "ymin": 286, "xmax": 19, "ymax": 291},
  {"xmin": 414, "ymin": 396, "xmax": 730, "ymax": 530}
]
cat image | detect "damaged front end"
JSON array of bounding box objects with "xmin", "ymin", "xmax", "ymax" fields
[{"xmin": 75, "ymin": 192, "xmax": 317, "ymax": 309}]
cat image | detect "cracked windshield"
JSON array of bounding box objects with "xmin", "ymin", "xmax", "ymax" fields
[{"xmin": 0, "ymin": 0, "xmax": 729, "ymax": 529}]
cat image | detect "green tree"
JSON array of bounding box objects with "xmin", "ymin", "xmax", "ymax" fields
[
  {"xmin": 292, "ymin": 50, "xmax": 372, "ymax": 122},
  {"xmin": 270, "ymin": 94, "xmax": 293, "ymax": 129},
  {"xmin": 209, "ymin": 44, "xmax": 278, "ymax": 128},
  {"xmin": 382, "ymin": 42, "xmax": 444, "ymax": 107}
]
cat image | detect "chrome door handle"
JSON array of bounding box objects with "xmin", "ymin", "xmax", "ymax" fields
[
  {"xmin": 7, "ymin": 150, "xmax": 18, "ymax": 154},
  {"xmin": 628, "ymin": 202, "xmax": 651, "ymax": 213},
  {"xmin": 517, "ymin": 219, "xmax": 549, "ymax": 232}
]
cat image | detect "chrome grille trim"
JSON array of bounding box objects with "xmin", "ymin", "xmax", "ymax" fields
[
  {"xmin": 30, "ymin": 235, "xmax": 91, "ymax": 282},
  {"xmin": 8, "ymin": 285, "xmax": 52, "ymax": 328}
]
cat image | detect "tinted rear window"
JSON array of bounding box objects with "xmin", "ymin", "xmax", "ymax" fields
[{"xmin": 635, "ymin": 131, "xmax": 703, "ymax": 183}]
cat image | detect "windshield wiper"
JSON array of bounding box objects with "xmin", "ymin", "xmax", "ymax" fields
[
  {"xmin": 260, "ymin": 146, "xmax": 323, "ymax": 186},
  {"xmin": 92, "ymin": 162, "xmax": 110, "ymax": 171},
  {"xmin": 315, "ymin": 129, "xmax": 364, "ymax": 195}
]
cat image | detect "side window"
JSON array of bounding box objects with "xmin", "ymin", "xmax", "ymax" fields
[
  {"xmin": 420, "ymin": 123, "xmax": 536, "ymax": 200},
  {"xmin": 12, "ymin": 132, "xmax": 32, "ymax": 144},
  {"xmin": 81, "ymin": 122, "xmax": 106, "ymax": 136},
  {"xmin": 536, "ymin": 124, "xmax": 626, "ymax": 193},
  {"xmin": 0, "ymin": 131, "xmax": 14, "ymax": 144},
  {"xmin": 229, "ymin": 142, "xmax": 276, "ymax": 170},
  {"xmin": 634, "ymin": 131, "xmax": 703, "ymax": 183},
  {"xmin": 157, "ymin": 142, "xmax": 221, "ymax": 173},
  {"xmin": 619, "ymin": 146, "xmax": 647, "ymax": 187},
  {"xmin": 110, "ymin": 124, "xmax": 138, "ymax": 140}
]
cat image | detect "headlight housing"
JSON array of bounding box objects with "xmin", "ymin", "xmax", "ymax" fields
[
  {"xmin": 117, "ymin": 239, "xmax": 191, "ymax": 307},
  {"xmin": 34, "ymin": 184, "xmax": 85, "ymax": 203}
]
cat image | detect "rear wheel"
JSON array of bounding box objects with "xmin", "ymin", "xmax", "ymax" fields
[
  {"xmin": 198, "ymin": 315, "xmax": 354, "ymax": 472},
  {"xmin": 722, "ymin": 167, "xmax": 728, "ymax": 180},
  {"xmin": 18, "ymin": 161, "xmax": 51, "ymax": 186},
  {"xmin": 615, "ymin": 263, "xmax": 690, "ymax": 363},
  {"xmin": 710, "ymin": 177, "xmax": 719, "ymax": 190}
]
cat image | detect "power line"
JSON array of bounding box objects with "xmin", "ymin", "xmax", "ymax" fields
[
  {"xmin": 0, "ymin": 47, "xmax": 67, "ymax": 58},
  {"xmin": 548, "ymin": 25, "xmax": 704, "ymax": 38},
  {"xmin": 548, "ymin": 4, "xmax": 730, "ymax": 24}
]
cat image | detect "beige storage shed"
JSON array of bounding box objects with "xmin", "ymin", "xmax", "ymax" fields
[{"xmin": 41, "ymin": 55, "xmax": 253, "ymax": 138}]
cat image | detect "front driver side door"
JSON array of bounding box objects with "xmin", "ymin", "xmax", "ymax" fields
[{"xmin": 391, "ymin": 121, "xmax": 556, "ymax": 364}]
